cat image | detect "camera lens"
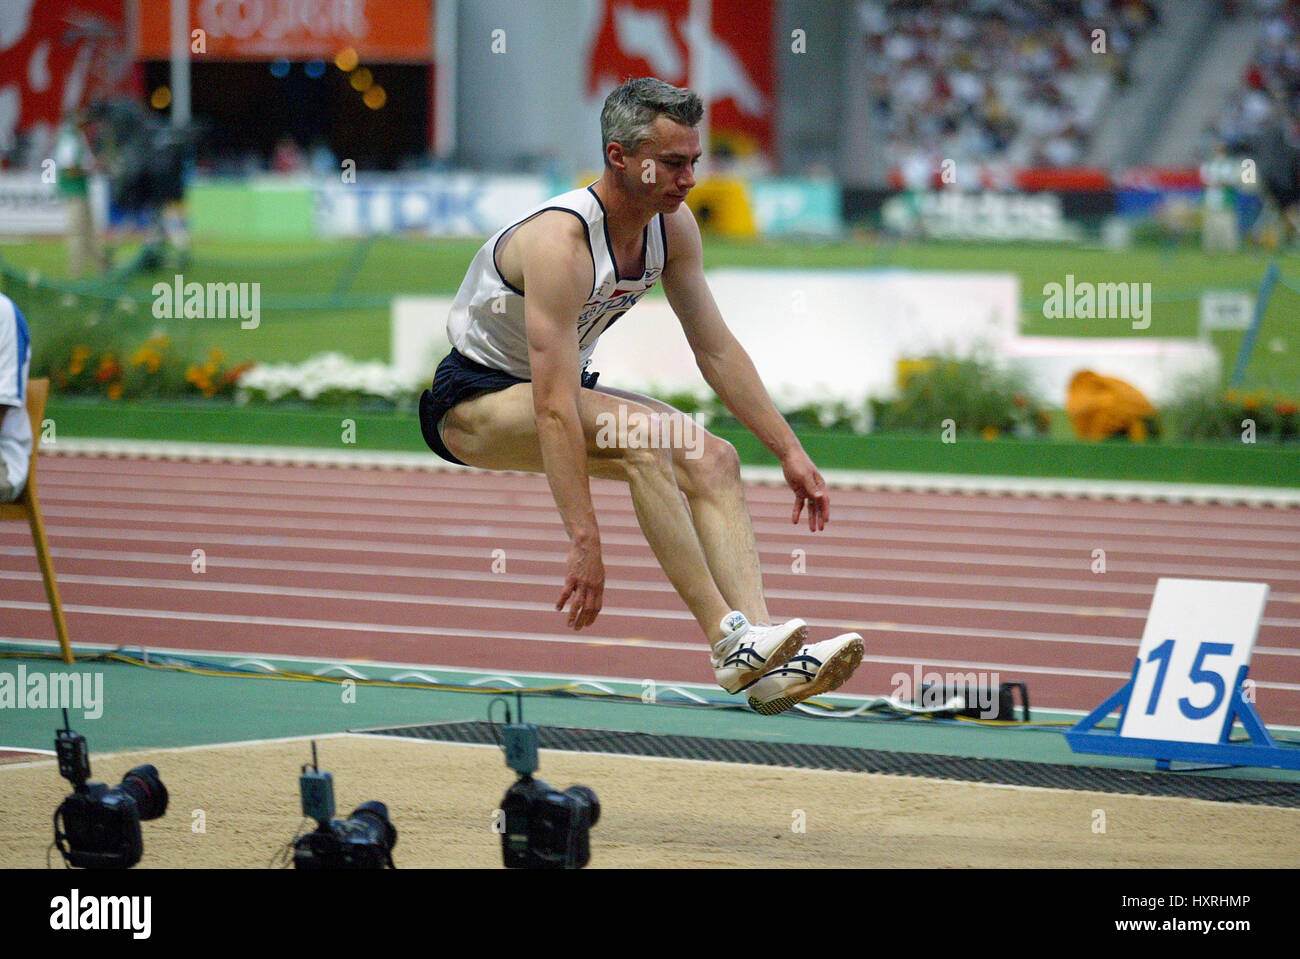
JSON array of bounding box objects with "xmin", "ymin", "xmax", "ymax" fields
[
  {"xmin": 565, "ymin": 786, "xmax": 600, "ymax": 826},
  {"xmin": 118, "ymin": 765, "xmax": 169, "ymax": 821},
  {"xmin": 349, "ymin": 800, "xmax": 397, "ymax": 853}
]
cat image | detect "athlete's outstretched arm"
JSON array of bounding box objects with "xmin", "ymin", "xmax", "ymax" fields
[
  {"xmin": 518, "ymin": 215, "xmax": 606, "ymax": 628},
  {"xmin": 660, "ymin": 205, "xmax": 830, "ymax": 532}
]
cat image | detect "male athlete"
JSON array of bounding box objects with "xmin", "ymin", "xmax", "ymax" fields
[{"xmin": 419, "ymin": 78, "xmax": 863, "ymax": 715}]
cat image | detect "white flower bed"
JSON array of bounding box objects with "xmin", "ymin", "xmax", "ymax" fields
[
  {"xmin": 236, "ymin": 353, "xmax": 421, "ymax": 406},
  {"xmin": 234, "ymin": 354, "xmax": 876, "ymax": 432}
]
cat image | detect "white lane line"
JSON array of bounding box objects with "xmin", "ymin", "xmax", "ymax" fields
[
  {"xmin": 7, "ymin": 567, "xmax": 1300, "ymax": 633},
  {"xmin": 33, "ymin": 478, "xmax": 1300, "ymax": 540},
  {"xmin": 0, "ymin": 600, "xmax": 704, "ymax": 651},
  {"xmin": 23, "ymin": 503, "xmax": 1300, "ymax": 564},
  {"xmin": 849, "ymin": 621, "xmax": 1300, "ymax": 658},
  {"xmin": 45, "ymin": 439, "xmax": 1300, "ymax": 506},
  {"xmin": 5, "ymin": 615, "xmax": 1298, "ymax": 693},
  {"xmin": 0, "ymin": 636, "xmax": 793, "ymax": 697},
  {"xmin": 19, "ymin": 543, "xmax": 1295, "ymax": 606},
  {"xmin": 6, "ymin": 543, "xmax": 1298, "ymax": 604},
  {"xmin": 0, "ymin": 732, "xmax": 358, "ymax": 771},
  {"xmin": 32, "ymin": 488, "xmax": 1300, "ymax": 548},
  {"xmin": 5, "ymin": 523, "xmax": 1300, "ymax": 583},
  {"xmin": 6, "ymin": 591, "xmax": 1299, "ymax": 666}
]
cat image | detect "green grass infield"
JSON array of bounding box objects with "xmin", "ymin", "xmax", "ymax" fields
[{"xmin": 45, "ymin": 397, "xmax": 1300, "ymax": 488}]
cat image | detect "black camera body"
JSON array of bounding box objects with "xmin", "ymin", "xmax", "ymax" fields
[
  {"xmin": 291, "ymin": 801, "xmax": 397, "ymax": 869},
  {"xmin": 499, "ymin": 720, "xmax": 600, "ymax": 869},
  {"xmin": 55, "ymin": 783, "xmax": 146, "ymax": 869},
  {"xmin": 52, "ymin": 715, "xmax": 168, "ymax": 870},
  {"xmin": 500, "ymin": 775, "xmax": 600, "ymax": 869},
  {"xmin": 290, "ymin": 745, "xmax": 396, "ymax": 869}
]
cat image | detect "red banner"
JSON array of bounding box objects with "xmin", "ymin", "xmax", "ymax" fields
[
  {"xmin": 0, "ymin": 1, "xmax": 138, "ymax": 141},
  {"xmin": 137, "ymin": 0, "xmax": 432, "ymax": 62},
  {"xmin": 1117, "ymin": 167, "xmax": 1203, "ymax": 190},
  {"xmin": 586, "ymin": 0, "xmax": 774, "ymax": 157}
]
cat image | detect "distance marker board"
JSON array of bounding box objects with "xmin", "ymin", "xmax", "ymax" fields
[
  {"xmin": 1065, "ymin": 577, "xmax": 1299, "ymax": 769},
  {"xmin": 1119, "ymin": 578, "xmax": 1269, "ymax": 744}
]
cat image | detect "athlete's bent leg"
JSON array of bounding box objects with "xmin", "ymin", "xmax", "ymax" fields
[
  {"xmin": 439, "ymin": 384, "xmax": 733, "ymax": 640},
  {"xmin": 593, "ymin": 385, "xmax": 771, "ymax": 625}
]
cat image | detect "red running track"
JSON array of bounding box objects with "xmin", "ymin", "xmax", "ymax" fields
[{"xmin": 2, "ymin": 453, "xmax": 1299, "ymax": 723}]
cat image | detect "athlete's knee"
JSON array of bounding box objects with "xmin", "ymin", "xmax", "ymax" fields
[
  {"xmin": 683, "ymin": 433, "xmax": 740, "ymax": 490},
  {"xmin": 439, "ymin": 405, "xmax": 487, "ymax": 463},
  {"xmin": 439, "ymin": 419, "xmax": 474, "ymax": 461}
]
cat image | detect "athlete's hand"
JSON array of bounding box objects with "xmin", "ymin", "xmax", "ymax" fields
[
  {"xmin": 557, "ymin": 535, "xmax": 605, "ymax": 630},
  {"xmin": 783, "ymin": 453, "xmax": 829, "ymax": 532}
]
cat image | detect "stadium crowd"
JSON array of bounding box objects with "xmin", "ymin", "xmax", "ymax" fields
[
  {"xmin": 1213, "ymin": 0, "xmax": 1300, "ymax": 245},
  {"xmin": 857, "ymin": 0, "xmax": 1159, "ymax": 180}
]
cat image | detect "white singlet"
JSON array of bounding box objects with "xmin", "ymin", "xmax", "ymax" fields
[
  {"xmin": 446, "ymin": 185, "xmax": 667, "ymax": 378},
  {"xmin": 0, "ymin": 293, "xmax": 32, "ymax": 501}
]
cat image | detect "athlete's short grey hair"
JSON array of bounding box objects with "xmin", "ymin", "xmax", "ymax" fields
[{"xmin": 600, "ymin": 77, "xmax": 703, "ymax": 165}]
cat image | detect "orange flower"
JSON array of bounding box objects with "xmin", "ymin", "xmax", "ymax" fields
[
  {"xmin": 107, "ymin": 383, "xmax": 123, "ymax": 400},
  {"xmin": 130, "ymin": 345, "xmax": 155, "ymax": 368},
  {"xmin": 222, "ymin": 361, "xmax": 255, "ymax": 385},
  {"xmin": 94, "ymin": 354, "xmax": 121, "ymax": 384},
  {"xmin": 68, "ymin": 344, "xmax": 93, "ymax": 377}
]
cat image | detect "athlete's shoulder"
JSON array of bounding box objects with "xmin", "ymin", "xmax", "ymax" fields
[
  {"xmin": 512, "ymin": 206, "xmax": 590, "ymax": 251},
  {"xmin": 498, "ymin": 205, "xmax": 593, "ymax": 294},
  {"xmin": 547, "ymin": 184, "xmax": 600, "ymax": 211}
]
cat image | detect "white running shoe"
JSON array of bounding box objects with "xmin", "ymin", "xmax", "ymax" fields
[
  {"xmin": 745, "ymin": 633, "xmax": 865, "ymax": 716},
  {"xmin": 711, "ymin": 611, "xmax": 808, "ymax": 695}
]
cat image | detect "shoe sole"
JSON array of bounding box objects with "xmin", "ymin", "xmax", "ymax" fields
[
  {"xmin": 729, "ymin": 622, "xmax": 808, "ymax": 695},
  {"xmin": 748, "ymin": 635, "xmax": 865, "ymax": 716}
]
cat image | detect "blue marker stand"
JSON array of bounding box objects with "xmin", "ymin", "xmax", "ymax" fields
[
  {"xmin": 1065, "ymin": 662, "xmax": 1300, "ymax": 771},
  {"xmin": 1064, "ymin": 577, "xmax": 1300, "ymax": 771}
]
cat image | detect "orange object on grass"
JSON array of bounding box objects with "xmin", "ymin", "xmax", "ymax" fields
[{"xmin": 1065, "ymin": 370, "xmax": 1156, "ymax": 442}]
